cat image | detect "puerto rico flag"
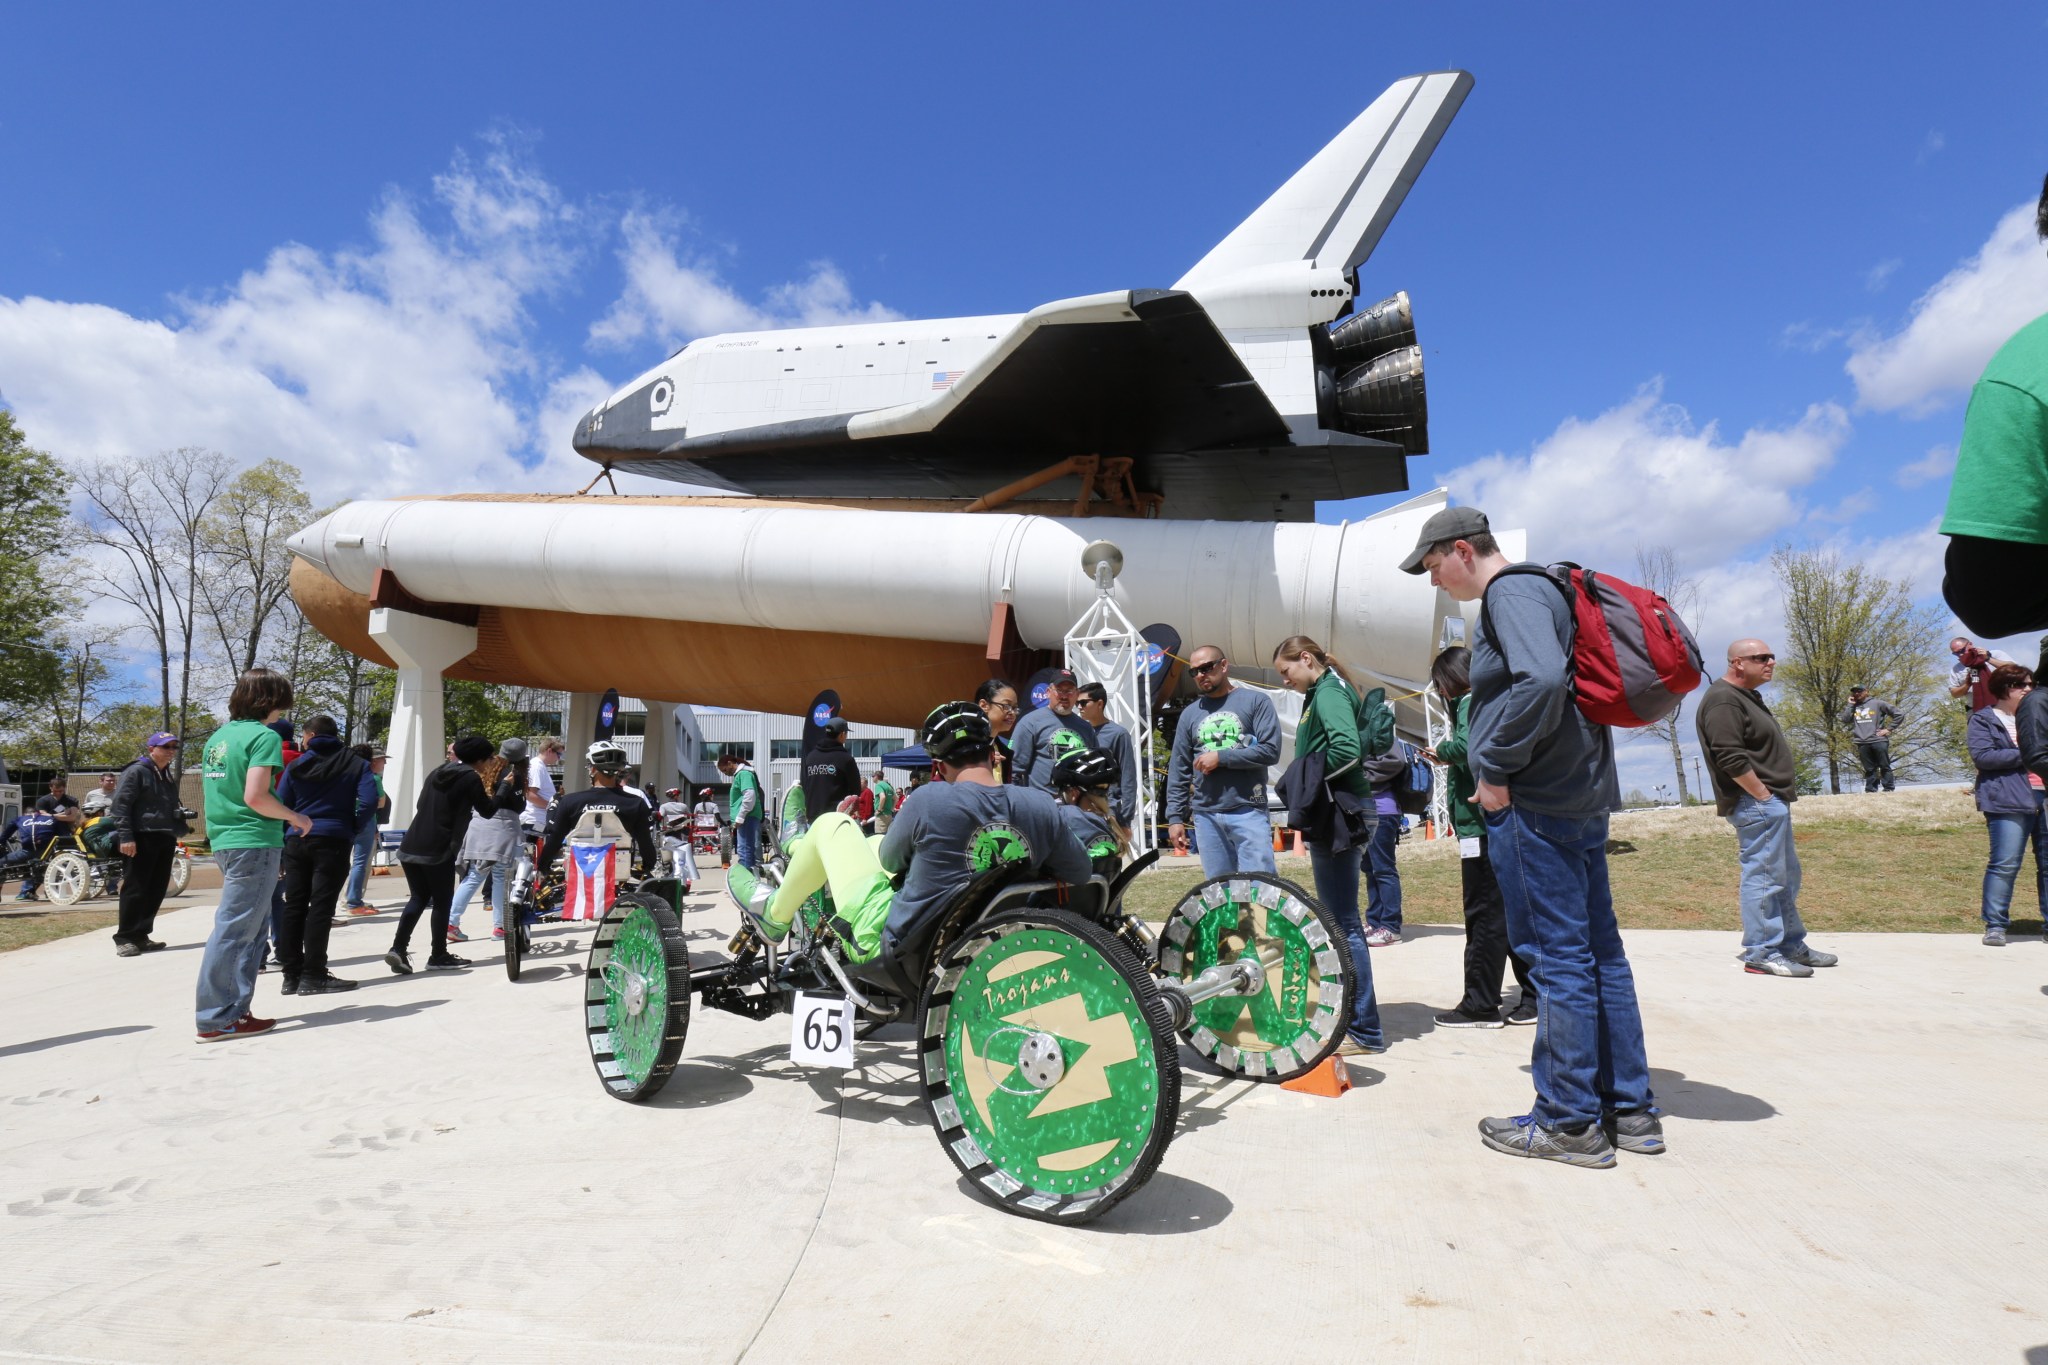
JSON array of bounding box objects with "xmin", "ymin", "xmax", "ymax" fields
[{"xmin": 563, "ymin": 841, "xmax": 618, "ymax": 921}]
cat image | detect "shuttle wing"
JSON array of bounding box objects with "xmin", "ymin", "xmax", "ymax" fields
[{"xmin": 589, "ymin": 289, "xmax": 1396, "ymax": 517}]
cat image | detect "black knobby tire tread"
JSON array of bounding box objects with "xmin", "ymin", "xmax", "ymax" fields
[
  {"xmin": 583, "ymin": 890, "xmax": 692, "ymax": 1103},
  {"xmin": 1161, "ymin": 870, "xmax": 1355, "ymax": 1082},
  {"xmin": 918, "ymin": 906, "xmax": 1180, "ymax": 1226},
  {"xmin": 505, "ymin": 895, "xmax": 525, "ymax": 981}
]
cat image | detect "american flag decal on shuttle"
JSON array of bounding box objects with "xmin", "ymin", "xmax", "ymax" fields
[{"xmin": 931, "ymin": 370, "xmax": 965, "ymax": 390}]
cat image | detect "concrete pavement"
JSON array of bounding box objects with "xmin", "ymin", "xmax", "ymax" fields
[{"xmin": 2, "ymin": 873, "xmax": 2045, "ymax": 1363}]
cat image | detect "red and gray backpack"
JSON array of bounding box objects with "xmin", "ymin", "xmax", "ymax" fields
[{"xmin": 1480, "ymin": 564, "xmax": 1704, "ymax": 728}]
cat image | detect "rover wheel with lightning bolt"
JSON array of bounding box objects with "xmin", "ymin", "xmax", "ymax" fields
[
  {"xmin": 920, "ymin": 908, "xmax": 1178, "ymax": 1224},
  {"xmin": 584, "ymin": 889, "xmax": 691, "ymax": 1102},
  {"xmin": 1156, "ymin": 872, "xmax": 1354, "ymax": 1082}
]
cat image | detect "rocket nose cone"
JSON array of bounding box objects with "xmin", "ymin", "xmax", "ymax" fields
[
  {"xmin": 285, "ymin": 516, "xmax": 330, "ymax": 571},
  {"xmin": 572, "ymin": 406, "xmax": 597, "ymax": 452}
]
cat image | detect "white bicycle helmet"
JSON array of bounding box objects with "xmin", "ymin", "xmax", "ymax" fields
[{"xmin": 587, "ymin": 739, "xmax": 630, "ymax": 774}]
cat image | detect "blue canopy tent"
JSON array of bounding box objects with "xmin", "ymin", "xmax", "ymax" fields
[{"xmin": 881, "ymin": 746, "xmax": 931, "ymax": 770}]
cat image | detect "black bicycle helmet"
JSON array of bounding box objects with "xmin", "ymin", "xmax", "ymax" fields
[
  {"xmin": 922, "ymin": 700, "xmax": 992, "ymax": 763},
  {"xmin": 1052, "ymin": 749, "xmax": 1119, "ymax": 791}
]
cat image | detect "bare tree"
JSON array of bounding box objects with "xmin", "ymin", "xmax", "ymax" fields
[
  {"xmin": 76, "ymin": 449, "xmax": 236, "ymax": 769},
  {"xmin": 1772, "ymin": 547, "xmax": 1952, "ymax": 792},
  {"xmin": 1631, "ymin": 545, "xmax": 1702, "ymax": 803},
  {"xmin": 197, "ymin": 461, "xmax": 315, "ymax": 676}
]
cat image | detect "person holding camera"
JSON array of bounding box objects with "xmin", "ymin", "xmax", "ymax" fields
[{"xmin": 1952, "ymin": 637, "xmax": 2015, "ymax": 713}]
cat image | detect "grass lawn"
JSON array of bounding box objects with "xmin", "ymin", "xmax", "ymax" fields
[
  {"xmin": 1123, "ymin": 787, "xmax": 2018, "ymax": 936},
  {"xmin": 0, "ymin": 902, "xmax": 202, "ymax": 954}
]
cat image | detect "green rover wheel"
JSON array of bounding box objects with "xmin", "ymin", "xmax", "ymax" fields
[
  {"xmin": 1157, "ymin": 872, "xmax": 1354, "ymax": 1082},
  {"xmin": 584, "ymin": 890, "xmax": 692, "ymax": 1102},
  {"xmin": 920, "ymin": 909, "xmax": 1178, "ymax": 1224}
]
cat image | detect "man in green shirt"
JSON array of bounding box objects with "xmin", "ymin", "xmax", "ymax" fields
[
  {"xmin": 1942, "ymin": 177, "xmax": 2048, "ymax": 641},
  {"xmin": 871, "ymin": 771, "xmax": 897, "ymax": 833},
  {"xmin": 196, "ymin": 668, "xmax": 313, "ymax": 1042},
  {"xmin": 718, "ymin": 751, "xmax": 762, "ymax": 870}
]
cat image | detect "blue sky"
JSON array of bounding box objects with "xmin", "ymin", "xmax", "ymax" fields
[{"xmin": 5, "ymin": 2, "xmax": 2046, "ymax": 789}]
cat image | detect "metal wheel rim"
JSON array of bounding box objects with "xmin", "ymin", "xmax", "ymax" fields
[
  {"xmin": 932, "ymin": 922, "xmax": 1161, "ymax": 1209},
  {"xmin": 44, "ymin": 854, "xmax": 88, "ymax": 906},
  {"xmin": 168, "ymin": 851, "xmax": 190, "ymax": 896},
  {"xmin": 603, "ymin": 906, "xmax": 670, "ymax": 1089},
  {"xmin": 1158, "ymin": 874, "xmax": 1345, "ymax": 1079}
]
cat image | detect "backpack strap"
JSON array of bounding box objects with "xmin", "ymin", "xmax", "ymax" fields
[{"xmin": 1478, "ymin": 562, "xmax": 1582, "ymax": 698}]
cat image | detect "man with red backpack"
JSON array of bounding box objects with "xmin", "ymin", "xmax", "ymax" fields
[{"xmin": 1404, "ymin": 505, "xmax": 1659, "ymax": 1170}]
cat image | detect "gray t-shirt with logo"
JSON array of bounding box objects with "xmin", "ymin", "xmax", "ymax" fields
[
  {"xmin": 1165, "ymin": 686, "xmax": 1282, "ymax": 822},
  {"xmin": 876, "ymin": 780, "xmax": 1092, "ymax": 953}
]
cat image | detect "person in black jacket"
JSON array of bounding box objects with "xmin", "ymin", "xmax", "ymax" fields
[
  {"xmin": 274, "ymin": 715, "xmax": 376, "ymax": 994},
  {"xmin": 108, "ymin": 731, "xmax": 191, "ymax": 957},
  {"xmin": 386, "ymin": 734, "xmax": 523, "ymax": 974},
  {"xmin": 800, "ymin": 718, "xmax": 864, "ymax": 824}
]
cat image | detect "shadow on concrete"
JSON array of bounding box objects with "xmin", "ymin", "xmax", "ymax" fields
[
  {"xmin": 647, "ymin": 1061, "xmax": 756, "ymax": 1110},
  {"xmin": 1379, "ymin": 1000, "xmax": 1438, "ymax": 1043},
  {"xmin": 2021, "ymin": 1347, "xmax": 2048, "ymax": 1364},
  {"xmin": 507, "ymin": 962, "xmax": 580, "ymax": 984},
  {"xmin": 287, "ymin": 998, "xmax": 448, "ymax": 1030},
  {"xmin": 1649, "ymin": 1069, "xmax": 1775, "ymax": 1121},
  {"xmin": 1073, "ymin": 1170, "xmax": 1234, "ymax": 1234},
  {"xmin": 1397, "ymin": 924, "xmax": 1465, "ymax": 940},
  {"xmin": 0, "ymin": 1025, "xmax": 151, "ymax": 1059}
]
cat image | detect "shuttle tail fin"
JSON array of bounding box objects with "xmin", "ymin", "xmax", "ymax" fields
[{"xmin": 1174, "ymin": 71, "xmax": 1473, "ymax": 291}]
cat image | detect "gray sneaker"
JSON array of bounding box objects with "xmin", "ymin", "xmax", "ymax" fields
[
  {"xmin": 1505, "ymin": 999, "xmax": 1538, "ymax": 1026},
  {"xmin": 1984, "ymin": 928, "xmax": 2008, "ymax": 947},
  {"xmin": 1478, "ymin": 1113, "xmax": 1616, "ymax": 1168},
  {"xmin": 1783, "ymin": 944, "xmax": 1838, "ymax": 968},
  {"xmin": 1743, "ymin": 953, "xmax": 1813, "ymax": 978},
  {"xmin": 1603, "ymin": 1108, "xmax": 1667, "ymax": 1154}
]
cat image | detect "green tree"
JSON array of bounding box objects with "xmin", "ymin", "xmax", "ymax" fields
[
  {"xmin": 76, "ymin": 448, "xmax": 236, "ymax": 768},
  {"xmin": 1772, "ymin": 547, "xmax": 1953, "ymax": 793},
  {"xmin": 0, "ymin": 412, "xmax": 75, "ymax": 709},
  {"xmin": 198, "ymin": 461, "xmax": 314, "ymax": 676},
  {"xmin": 358, "ymin": 671, "xmax": 524, "ymax": 746}
]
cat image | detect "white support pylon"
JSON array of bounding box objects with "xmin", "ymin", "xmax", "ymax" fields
[{"xmin": 1064, "ymin": 553, "xmax": 1155, "ymax": 858}]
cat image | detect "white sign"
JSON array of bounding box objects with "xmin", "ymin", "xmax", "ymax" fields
[
  {"xmin": 790, "ymin": 990, "xmax": 854, "ymax": 1069},
  {"xmin": 1459, "ymin": 836, "xmax": 1482, "ymax": 860}
]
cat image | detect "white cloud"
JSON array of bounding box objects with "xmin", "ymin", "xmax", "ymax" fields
[
  {"xmin": 1846, "ymin": 201, "xmax": 2048, "ymax": 415},
  {"xmin": 1446, "ymin": 383, "xmax": 1851, "ymax": 575},
  {"xmin": 1864, "ymin": 258, "xmax": 1901, "ymax": 292},
  {"xmin": 587, "ymin": 211, "xmax": 898, "ymax": 351},
  {"xmin": 1894, "ymin": 444, "xmax": 1956, "ymax": 489},
  {"xmin": 0, "ymin": 136, "xmax": 586, "ymax": 503}
]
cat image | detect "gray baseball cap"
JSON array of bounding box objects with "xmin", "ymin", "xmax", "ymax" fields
[
  {"xmin": 1399, "ymin": 505, "xmax": 1492, "ymax": 575},
  {"xmin": 499, "ymin": 737, "xmax": 530, "ymax": 761}
]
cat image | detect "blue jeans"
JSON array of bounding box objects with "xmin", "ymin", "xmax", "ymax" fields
[
  {"xmin": 1194, "ymin": 809, "xmax": 1277, "ymax": 878},
  {"xmin": 1727, "ymin": 794, "xmax": 1808, "ymax": 962},
  {"xmin": 343, "ymin": 825, "xmax": 378, "ymax": 906},
  {"xmin": 449, "ymin": 859, "xmax": 510, "ymax": 931},
  {"xmin": 1982, "ymin": 802, "xmax": 2048, "ymax": 929},
  {"xmin": 734, "ymin": 818, "xmax": 761, "ymax": 871},
  {"xmin": 1365, "ymin": 812, "xmax": 1403, "ymax": 933},
  {"xmin": 197, "ymin": 846, "xmax": 283, "ymax": 1032},
  {"xmin": 1306, "ymin": 836, "xmax": 1384, "ymax": 1048},
  {"xmin": 1485, "ymin": 805, "xmax": 1652, "ymax": 1128}
]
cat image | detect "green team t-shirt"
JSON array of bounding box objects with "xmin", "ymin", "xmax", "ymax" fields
[
  {"xmin": 1942, "ymin": 312, "xmax": 2048, "ymax": 545},
  {"xmin": 873, "ymin": 778, "xmax": 896, "ymax": 817},
  {"xmin": 202, "ymin": 719, "xmax": 286, "ymax": 850},
  {"xmin": 727, "ymin": 766, "xmax": 761, "ymax": 824}
]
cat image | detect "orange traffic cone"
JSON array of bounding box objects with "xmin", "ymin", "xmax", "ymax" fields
[
  {"xmin": 1282, "ymin": 1054, "xmax": 1352, "ymax": 1098},
  {"xmin": 1272, "ymin": 827, "xmax": 1285, "ymax": 853}
]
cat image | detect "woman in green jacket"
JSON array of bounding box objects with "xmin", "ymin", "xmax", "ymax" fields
[
  {"xmin": 1272, "ymin": 634, "xmax": 1384, "ymax": 1054},
  {"xmin": 1426, "ymin": 646, "xmax": 1537, "ymax": 1027}
]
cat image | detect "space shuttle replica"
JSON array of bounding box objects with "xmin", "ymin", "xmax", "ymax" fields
[{"xmin": 288, "ymin": 71, "xmax": 1492, "ymax": 801}]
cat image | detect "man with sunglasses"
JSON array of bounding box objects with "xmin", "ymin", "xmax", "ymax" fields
[
  {"xmin": 1165, "ymin": 646, "xmax": 1281, "ymax": 875},
  {"xmin": 1696, "ymin": 640, "xmax": 1840, "ymax": 978}
]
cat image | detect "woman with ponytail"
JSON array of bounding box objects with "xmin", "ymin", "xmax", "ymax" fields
[{"xmin": 1272, "ymin": 635, "xmax": 1385, "ymax": 1055}]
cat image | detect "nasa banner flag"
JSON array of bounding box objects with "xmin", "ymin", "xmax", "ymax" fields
[
  {"xmin": 801, "ymin": 689, "xmax": 841, "ymax": 756},
  {"xmin": 594, "ymin": 688, "xmax": 621, "ymax": 742},
  {"xmin": 563, "ymin": 841, "xmax": 617, "ymax": 921}
]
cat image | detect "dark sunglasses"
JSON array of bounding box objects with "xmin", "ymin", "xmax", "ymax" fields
[
  {"xmin": 1190, "ymin": 660, "xmax": 1225, "ymax": 675},
  {"xmin": 1738, "ymin": 653, "xmax": 1777, "ymax": 664}
]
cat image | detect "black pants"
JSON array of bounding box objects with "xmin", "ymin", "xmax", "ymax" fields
[
  {"xmin": 1456, "ymin": 838, "xmax": 1538, "ymax": 1018},
  {"xmin": 392, "ymin": 859, "xmax": 457, "ymax": 957},
  {"xmin": 1855, "ymin": 740, "xmax": 1895, "ymax": 792},
  {"xmin": 114, "ymin": 832, "xmax": 176, "ymax": 946},
  {"xmin": 278, "ymin": 834, "xmax": 353, "ymax": 977}
]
